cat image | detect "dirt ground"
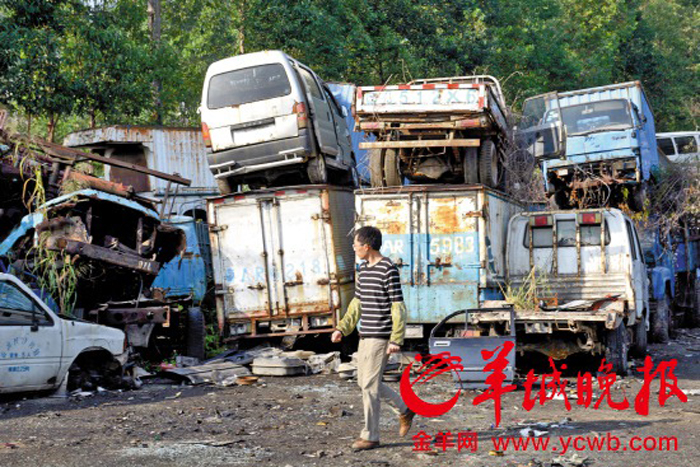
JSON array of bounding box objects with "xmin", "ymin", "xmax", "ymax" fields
[{"xmin": 1, "ymin": 329, "xmax": 699, "ymax": 467}]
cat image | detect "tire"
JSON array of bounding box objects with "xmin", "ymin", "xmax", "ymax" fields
[
  {"xmin": 383, "ymin": 149, "xmax": 402, "ymax": 187},
  {"xmin": 463, "ymin": 147, "xmax": 479, "ymax": 184},
  {"xmin": 691, "ymin": 277, "xmax": 700, "ymax": 328},
  {"xmin": 185, "ymin": 307, "xmax": 206, "ymax": 360},
  {"xmin": 307, "ymin": 154, "xmax": 328, "ymax": 184},
  {"xmin": 605, "ymin": 324, "xmax": 630, "ymax": 376},
  {"xmin": 369, "ymin": 149, "xmax": 385, "ymax": 188},
  {"xmin": 650, "ymin": 296, "xmax": 670, "ymax": 343},
  {"xmin": 630, "ymin": 314, "xmax": 647, "ymax": 357},
  {"xmin": 478, "ymin": 139, "xmax": 499, "ymax": 187}
]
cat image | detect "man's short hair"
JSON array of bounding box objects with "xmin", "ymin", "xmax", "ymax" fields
[{"xmin": 355, "ymin": 226, "xmax": 382, "ymax": 251}]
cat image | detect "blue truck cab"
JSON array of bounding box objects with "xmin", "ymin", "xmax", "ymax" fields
[{"xmin": 517, "ymin": 81, "xmax": 659, "ymax": 211}]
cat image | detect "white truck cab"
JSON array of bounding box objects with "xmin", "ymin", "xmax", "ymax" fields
[
  {"xmin": 473, "ymin": 208, "xmax": 649, "ymax": 375},
  {"xmin": 0, "ymin": 273, "xmax": 127, "ymax": 394}
]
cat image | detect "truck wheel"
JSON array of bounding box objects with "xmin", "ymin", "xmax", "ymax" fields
[
  {"xmin": 186, "ymin": 307, "xmax": 206, "ymax": 360},
  {"xmin": 463, "ymin": 147, "xmax": 479, "ymax": 184},
  {"xmin": 369, "ymin": 149, "xmax": 385, "ymax": 188},
  {"xmin": 383, "ymin": 149, "xmax": 402, "ymax": 187},
  {"xmin": 605, "ymin": 324, "xmax": 629, "ymax": 376},
  {"xmin": 630, "ymin": 315, "xmax": 647, "ymax": 357},
  {"xmin": 478, "ymin": 140, "xmax": 499, "ymax": 188},
  {"xmin": 307, "ymin": 155, "xmax": 328, "ymax": 184},
  {"xmin": 650, "ymin": 296, "xmax": 670, "ymax": 343}
]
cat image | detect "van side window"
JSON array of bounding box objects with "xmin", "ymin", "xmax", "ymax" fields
[
  {"xmin": 298, "ymin": 67, "xmax": 323, "ymax": 100},
  {"xmin": 625, "ymin": 221, "xmax": 638, "ymax": 261},
  {"xmin": 0, "ymin": 281, "xmax": 52, "ymax": 326},
  {"xmin": 658, "ymin": 138, "xmax": 675, "ymax": 156},
  {"xmin": 323, "ymin": 87, "xmax": 343, "ymax": 115},
  {"xmin": 676, "ymin": 136, "xmax": 698, "ymax": 154}
]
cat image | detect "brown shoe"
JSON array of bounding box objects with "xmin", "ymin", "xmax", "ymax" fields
[
  {"xmin": 399, "ymin": 409, "xmax": 415, "ymax": 437},
  {"xmin": 351, "ymin": 438, "xmax": 380, "ymax": 450}
]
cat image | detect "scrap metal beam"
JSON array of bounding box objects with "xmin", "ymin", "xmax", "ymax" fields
[
  {"xmin": 32, "ymin": 138, "xmax": 192, "ymax": 186},
  {"xmin": 52, "ymin": 238, "xmax": 161, "ymax": 274}
]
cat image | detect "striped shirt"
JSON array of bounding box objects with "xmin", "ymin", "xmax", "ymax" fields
[{"xmin": 356, "ymin": 257, "xmax": 403, "ymax": 338}]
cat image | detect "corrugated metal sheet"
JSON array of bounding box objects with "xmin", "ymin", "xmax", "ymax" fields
[
  {"xmin": 63, "ymin": 126, "xmax": 218, "ymax": 191},
  {"xmin": 327, "ymin": 83, "xmax": 373, "ymax": 186}
]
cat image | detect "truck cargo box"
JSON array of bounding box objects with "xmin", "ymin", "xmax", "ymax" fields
[
  {"xmin": 207, "ymin": 185, "xmax": 355, "ymax": 339},
  {"xmin": 355, "ymin": 184, "xmax": 522, "ymax": 337}
]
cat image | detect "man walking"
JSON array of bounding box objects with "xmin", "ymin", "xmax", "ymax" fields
[{"xmin": 331, "ymin": 226, "xmax": 415, "ymax": 450}]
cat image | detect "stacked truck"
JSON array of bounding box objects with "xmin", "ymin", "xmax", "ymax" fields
[
  {"xmin": 354, "ymin": 76, "xmax": 511, "ymax": 188},
  {"xmin": 517, "ymin": 81, "xmax": 659, "ymax": 211}
]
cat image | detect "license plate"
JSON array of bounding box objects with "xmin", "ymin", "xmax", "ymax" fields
[{"xmin": 364, "ymin": 89, "xmax": 479, "ymax": 107}]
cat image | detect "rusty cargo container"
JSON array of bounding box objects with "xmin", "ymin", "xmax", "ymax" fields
[
  {"xmin": 207, "ymin": 185, "xmax": 355, "ymax": 339},
  {"xmin": 355, "ymin": 185, "xmax": 522, "ymax": 339}
]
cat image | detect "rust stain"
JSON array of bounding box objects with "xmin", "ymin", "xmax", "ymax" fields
[
  {"xmin": 430, "ymin": 204, "xmax": 459, "ymax": 234},
  {"xmin": 378, "ymin": 221, "xmax": 406, "ymax": 235}
]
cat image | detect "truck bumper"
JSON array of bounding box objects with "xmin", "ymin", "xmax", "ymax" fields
[{"xmin": 208, "ymin": 130, "xmax": 313, "ymax": 179}]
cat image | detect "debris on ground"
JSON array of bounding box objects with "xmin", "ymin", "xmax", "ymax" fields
[
  {"xmin": 159, "ymin": 361, "xmax": 252, "ymax": 385},
  {"xmin": 252, "ymin": 356, "xmax": 308, "ymax": 376}
]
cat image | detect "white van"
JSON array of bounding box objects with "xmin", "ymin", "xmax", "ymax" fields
[
  {"xmin": 200, "ymin": 50, "xmax": 354, "ymax": 191},
  {"xmin": 657, "ymin": 131, "xmax": 700, "ymax": 164}
]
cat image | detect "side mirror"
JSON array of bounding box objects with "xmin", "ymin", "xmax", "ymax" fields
[{"xmin": 341, "ymin": 107, "xmax": 348, "ymax": 118}]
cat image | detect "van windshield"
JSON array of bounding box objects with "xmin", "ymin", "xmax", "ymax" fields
[{"xmin": 208, "ymin": 63, "xmax": 292, "ymax": 109}]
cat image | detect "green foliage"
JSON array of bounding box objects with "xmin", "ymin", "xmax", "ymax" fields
[
  {"xmin": 204, "ymin": 323, "xmax": 226, "ymax": 359},
  {"xmin": 501, "ymin": 266, "xmax": 556, "ymax": 311},
  {"xmin": 0, "ymin": 0, "xmax": 698, "ymax": 133}
]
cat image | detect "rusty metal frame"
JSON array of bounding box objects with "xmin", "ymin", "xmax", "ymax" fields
[
  {"xmin": 32, "ymin": 138, "xmax": 191, "ymax": 186},
  {"xmin": 53, "ymin": 239, "xmax": 161, "ymax": 274},
  {"xmin": 360, "ymin": 139, "xmax": 480, "ymax": 149}
]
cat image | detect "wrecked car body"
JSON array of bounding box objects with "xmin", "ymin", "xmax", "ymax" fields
[
  {"xmin": 0, "ymin": 273, "xmax": 127, "ymax": 394},
  {"xmin": 0, "ymin": 190, "xmax": 205, "ymax": 356},
  {"xmin": 0, "ymin": 189, "xmax": 184, "ymax": 310}
]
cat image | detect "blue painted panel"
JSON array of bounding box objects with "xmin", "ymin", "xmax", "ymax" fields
[
  {"xmin": 480, "ymin": 288, "xmax": 505, "ymax": 301},
  {"xmin": 152, "ymin": 219, "xmax": 207, "ymax": 305},
  {"xmin": 381, "ymin": 231, "xmax": 480, "ymax": 324}
]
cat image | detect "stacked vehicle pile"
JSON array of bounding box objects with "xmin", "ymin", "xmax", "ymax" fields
[
  {"xmin": 0, "ymin": 116, "xmax": 208, "ymax": 375},
  {"xmin": 197, "ymin": 49, "xmax": 700, "ymax": 380}
]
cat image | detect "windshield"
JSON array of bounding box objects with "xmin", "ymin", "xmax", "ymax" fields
[
  {"xmin": 557, "ymin": 99, "xmax": 633, "ymax": 136},
  {"xmin": 207, "ymin": 63, "xmax": 292, "ymax": 109}
]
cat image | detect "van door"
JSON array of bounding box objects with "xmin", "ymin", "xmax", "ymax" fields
[
  {"xmin": 272, "ymin": 194, "xmax": 332, "ymax": 316},
  {"xmin": 0, "ymin": 278, "xmax": 62, "ymax": 391},
  {"xmin": 323, "ymin": 85, "xmax": 353, "ymax": 167},
  {"xmin": 294, "ymin": 65, "xmax": 339, "ymax": 156},
  {"xmin": 516, "ymin": 92, "xmax": 565, "ymax": 160},
  {"xmin": 211, "ymin": 200, "xmax": 274, "ymax": 320},
  {"xmin": 625, "ymin": 219, "xmax": 646, "ymax": 315},
  {"xmin": 355, "ymin": 194, "xmax": 417, "ymax": 320}
]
